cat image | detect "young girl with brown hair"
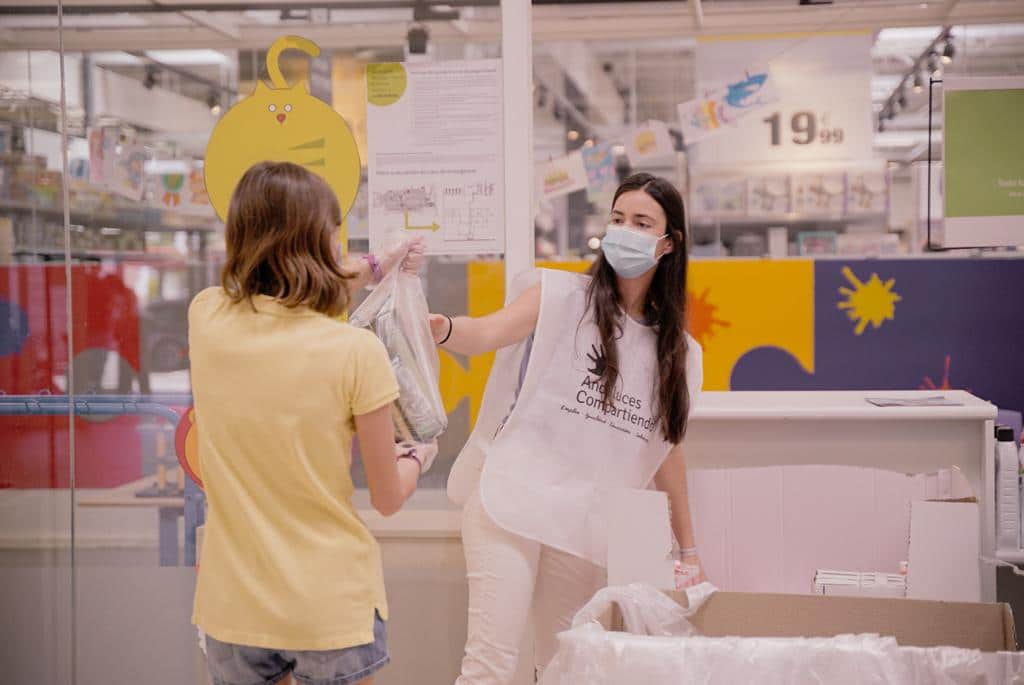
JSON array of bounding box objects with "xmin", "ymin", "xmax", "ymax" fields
[{"xmin": 190, "ymin": 161, "xmax": 431, "ymax": 685}]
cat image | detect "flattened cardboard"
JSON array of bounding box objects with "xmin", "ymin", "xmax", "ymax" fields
[
  {"xmin": 606, "ymin": 489, "xmax": 675, "ymax": 590},
  {"xmin": 907, "ymin": 500, "xmax": 980, "ymax": 602},
  {"xmin": 607, "ymin": 591, "xmax": 1016, "ymax": 652}
]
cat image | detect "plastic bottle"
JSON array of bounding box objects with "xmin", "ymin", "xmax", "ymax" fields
[
  {"xmin": 1018, "ymin": 436, "xmax": 1024, "ymax": 547},
  {"xmin": 996, "ymin": 425, "xmax": 1019, "ymax": 550}
]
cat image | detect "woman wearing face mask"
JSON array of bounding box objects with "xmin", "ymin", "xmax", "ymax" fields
[{"xmin": 428, "ymin": 173, "xmax": 704, "ymax": 684}]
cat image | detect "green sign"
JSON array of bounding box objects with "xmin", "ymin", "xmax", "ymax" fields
[{"xmin": 945, "ymin": 88, "xmax": 1024, "ymax": 218}]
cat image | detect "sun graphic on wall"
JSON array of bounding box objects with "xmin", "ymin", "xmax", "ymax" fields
[
  {"xmin": 687, "ymin": 287, "xmax": 731, "ymax": 347},
  {"xmin": 836, "ymin": 266, "xmax": 902, "ymax": 335}
]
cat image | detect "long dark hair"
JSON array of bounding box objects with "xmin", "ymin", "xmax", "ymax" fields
[
  {"xmin": 585, "ymin": 173, "xmax": 691, "ymax": 444},
  {"xmin": 222, "ymin": 161, "xmax": 353, "ymax": 317}
]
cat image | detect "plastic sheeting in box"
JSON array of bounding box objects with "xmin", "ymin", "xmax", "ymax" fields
[{"xmin": 540, "ymin": 584, "xmax": 1024, "ymax": 684}]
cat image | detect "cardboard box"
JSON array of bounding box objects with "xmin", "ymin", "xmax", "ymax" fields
[{"xmin": 607, "ymin": 591, "xmax": 1016, "ymax": 652}]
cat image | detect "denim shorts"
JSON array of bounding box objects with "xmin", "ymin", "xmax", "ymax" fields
[{"xmin": 204, "ymin": 611, "xmax": 389, "ymax": 685}]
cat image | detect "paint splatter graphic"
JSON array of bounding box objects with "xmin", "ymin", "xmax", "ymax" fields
[
  {"xmin": 687, "ymin": 287, "xmax": 731, "ymax": 347},
  {"xmin": 837, "ymin": 266, "xmax": 902, "ymax": 335},
  {"xmin": 920, "ymin": 354, "xmax": 958, "ymax": 391}
]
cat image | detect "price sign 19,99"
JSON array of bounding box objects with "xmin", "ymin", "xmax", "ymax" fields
[{"xmin": 763, "ymin": 111, "xmax": 845, "ymax": 147}]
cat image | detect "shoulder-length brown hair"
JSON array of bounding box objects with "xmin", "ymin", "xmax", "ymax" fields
[
  {"xmin": 221, "ymin": 161, "xmax": 352, "ymax": 316},
  {"xmin": 585, "ymin": 173, "xmax": 691, "ymax": 444}
]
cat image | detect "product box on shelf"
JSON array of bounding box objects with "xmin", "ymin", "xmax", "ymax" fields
[
  {"xmin": 836, "ymin": 232, "xmax": 902, "ymax": 257},
  {"xmin": 814, "ymin": 570, "xmax": 906, "ymax": 598},
  {"xmin": 797, "ymin": 230, "xmax": 837, "ymax": 255}
]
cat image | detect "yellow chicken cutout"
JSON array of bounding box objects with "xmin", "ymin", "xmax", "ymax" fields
[{"xmin": 204, "ymin": 36, "xmax": 361, "ymax": 222}]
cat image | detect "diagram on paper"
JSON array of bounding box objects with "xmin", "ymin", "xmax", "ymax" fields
[
  {"xmin": 375, "ymin": 185, "xmax": 440, "ymax": 232},
  {"xmin": 439, "ymin": 181, "xmax": 498, "ymax": 243},
  {"xmin": 371, "ymin": 179, "xmax": 499, "ymax": 250}
]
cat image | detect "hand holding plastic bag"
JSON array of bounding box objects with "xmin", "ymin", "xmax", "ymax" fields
[{"xmin": 350, "ymin": 266, "xmax": 447, "ymax": 444}]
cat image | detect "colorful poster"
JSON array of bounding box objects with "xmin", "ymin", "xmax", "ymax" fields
[
  {"xmin": 625, "ymin": 120, "xmax": 676, "ymax": 165},
  {"xmin": 149, "ymin": 164, "xmax": 214, "ymax": 217},
  {"xmin": 185, "ymin": 167, "xmax": 214, "ymax": 216},
  {"xmin": 153, "ymin": 173, "xmax": 187, "ymax": 209},
  {"xmin": 943, "ymin": 76, "xmax": 1024, "ymax": 248},
  {"xmin": 580, "ymin": 142, "xmax": 617, "ymax": 208},
  {"xmin": 111, "ymin": 144, "xmax": 147, "ymax": 201},
  {"xmin": 536, "ymin": 151, "xmax": 588, "ymax": 201},
  {"xmin": 678, "ymin": 69, "xmax": 778, "ymax": 144},
  {"xmin": 366, "ymin": 59, "xmax": 504, "ymax": 256},
  {"xmin": 88, "ymin": 127, "xmax": 118, "ymax": 186}
]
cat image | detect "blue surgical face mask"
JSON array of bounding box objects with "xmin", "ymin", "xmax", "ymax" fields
[{"xmin": 601, "ymin": 225, "xmax": 667, "ymax": 278}]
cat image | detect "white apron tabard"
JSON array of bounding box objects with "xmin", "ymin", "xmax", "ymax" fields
[{"xmin": 454, "ymin": 268, "xmax": 702, "ymax": 567}]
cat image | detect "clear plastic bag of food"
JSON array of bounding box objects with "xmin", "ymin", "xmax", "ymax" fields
[{"xmin": 350, "ymin": 268, "xmax": 447, "ymax": 443}]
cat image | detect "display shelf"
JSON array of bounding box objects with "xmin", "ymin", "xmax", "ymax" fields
[
  {"xmin": 0, "ymin": 200, "xmax": 218, "ymax": 233},
  {"xmin": 12, "ymin": 246, "xmax": 152, "ymax": 262},
  {"xmin": 690, "ymin": 213, "xmax": 888, "ymax": 227}
]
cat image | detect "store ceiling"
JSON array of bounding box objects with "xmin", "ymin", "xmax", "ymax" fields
[
  {"xmin": 0, "ymin": 1, "xmax": 1022, "ymax": 161},
  {"xmin": 2, "ymin": 0, "xmax": 1023, "ymax": 50}
]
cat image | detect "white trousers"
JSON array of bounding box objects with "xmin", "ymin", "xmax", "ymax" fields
[{"xmin": 455, "ymin": 488, "xmax": 606, "ymax": 685}]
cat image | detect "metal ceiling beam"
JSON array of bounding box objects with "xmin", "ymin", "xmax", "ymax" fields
[
  {"xmin": 3, "ymin": 0, "xmax": 1022, "ymax": 50},
  {"xmin": 532, "ymin": 69, "xmax": 596, "ymax": 133},
  {"xmin": 127, "ymin": 50, "xmax": 238, "ymax": 95},
  {"xmin": 877, "ymin": 26, "xmax": 951, "ymax": 129},
  {"xmin": 690, "ymin": 0, "xmax": 703, "ymax": 32},
  {"xmin": 180, "ymin": 10, "xmax": 240, "ymax": 40},
  {"xmin": 0, "ymin": 0, "xmax": 497, "ymax": 14}
]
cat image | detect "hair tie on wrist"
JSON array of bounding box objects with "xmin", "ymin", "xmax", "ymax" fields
[
  {"xmin": 398, "ymin": 452, "xmax": 423, "ymax": 472},
  {"xmin": 439, "ymin": 314, "xmax": 453, "ymax": 345}
]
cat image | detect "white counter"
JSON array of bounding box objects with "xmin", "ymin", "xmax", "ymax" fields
[{"xmin": 362, "ymin": 390, "xmax": 998, "ymax": 599}]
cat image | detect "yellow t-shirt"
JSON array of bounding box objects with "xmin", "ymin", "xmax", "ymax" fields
[{"xmin": 189, "ymin": 287, "xmax": 399, "ymax": 651}]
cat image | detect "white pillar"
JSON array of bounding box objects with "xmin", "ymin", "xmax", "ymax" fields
[{"xmin": 500, "ymin": 0, "xmax": 534, "ymax": 300}]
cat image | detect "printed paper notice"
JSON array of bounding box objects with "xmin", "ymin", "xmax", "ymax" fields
[
  {"xmin": 866, "ymin": 396, "xmax": 963, "ymax": 407},
  {"xmin": 367, "ymin": 60, "xmax": 504, "ymax": 255}
]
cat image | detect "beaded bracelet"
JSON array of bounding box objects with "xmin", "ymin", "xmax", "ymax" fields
[{"xmin": 363, "ymin": 253, "xmax": 384, "ymax": 284}]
